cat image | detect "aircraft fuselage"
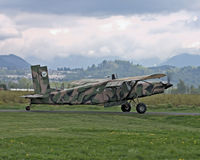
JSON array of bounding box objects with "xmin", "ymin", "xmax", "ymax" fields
[{"xmin": 31, "ymin": 80, "xmax": 167, "ymax": 107}]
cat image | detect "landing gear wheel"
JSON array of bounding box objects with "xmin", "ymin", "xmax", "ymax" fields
[
  {"xmin": 136, "ymin": 103, "xmax": 147, "ymax": 114},
  {"xmin": 121, "ymin": 103, "xmax": 131, "ymax": 112},
  {"xmin": 26, "ymin": 106, "xmax": 31, "ymax": 111}
]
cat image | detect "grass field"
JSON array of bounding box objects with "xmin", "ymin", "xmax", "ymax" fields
[{"xmin": 0, "ymin": 91, "xmax": 200, "ymax": 159}]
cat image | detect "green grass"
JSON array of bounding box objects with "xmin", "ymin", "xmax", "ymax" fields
[
  {"xmin": 1, "ymin": 103, "xmax": 200, "ymax": 114},
  {"xmin": 140, "ymin": 94, "xmax": 200, "ymax": 107},
  {"xmin": 0, "ymin": 111, "xmax": 200, "ymax": 160},
  {"xmin": 0, "ymin": 91, "xmax": 200, "ymax": 159},
  {"xmin": 0, "ymin": 91, "xmax": 30, "ymax": 104}
]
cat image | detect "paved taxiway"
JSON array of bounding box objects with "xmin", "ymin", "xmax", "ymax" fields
[{"xmin": 0, "ymin": 110, "xmax": 200, "ymax": 116}]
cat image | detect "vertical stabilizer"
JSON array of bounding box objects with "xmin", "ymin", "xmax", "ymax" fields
[{"xmin": 31, "ymin": 65, "xmax": 50, "ymax": 94}]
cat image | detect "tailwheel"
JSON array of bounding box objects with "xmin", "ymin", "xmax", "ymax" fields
[
  {"xmin": 136, "ymin": 103, "xmax": 147, "ymax": 114},
  {"xmin": 121, "ymin": 103, "xmax": 131, "ymax": 112},
  {"xmin": 26, "ymin": 106, "xmax": 31, "ymax": 111}
]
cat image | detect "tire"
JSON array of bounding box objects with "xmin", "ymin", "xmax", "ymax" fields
[
  {"xmin": 121, "ymin": 103, "xmax": 131, "ymax": 112},
  {"xmin": 136, "ymin": 103, "xmax": 147, "ymax": 114},
  {"xmin": 26, "ymin": 106, "xmax": 30, "ymax": 111}
]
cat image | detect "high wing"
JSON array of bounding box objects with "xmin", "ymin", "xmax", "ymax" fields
[
  {"xmin": 118, "ymin": 74, "xmax": 166, "ymax": 81},
  {"xmin": 70, "ymin": 74, "xmax": 166, "ymax": 87},
  {"xmin": 70, "ymin": 78, "xmax": 108, "ymax": 86}
]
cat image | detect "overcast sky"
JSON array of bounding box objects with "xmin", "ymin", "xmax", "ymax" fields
[{"xmin": 0, "ymin": 0, "xmax": 200, "ymax": 62}]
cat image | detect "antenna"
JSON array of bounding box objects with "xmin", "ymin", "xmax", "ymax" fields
[{"xmin": 112, "ymin": 74, "xmax": 116, "ymax": 80}]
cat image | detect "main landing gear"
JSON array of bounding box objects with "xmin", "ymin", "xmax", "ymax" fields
[
  {"xmin": 136, "ymin": 103, "xmax": 147, "ymax": 114},
  {"xmin": 25, "ymin": 105, "xmax": 31, "ymax": 111},
  {"xmin": 121, "ymin": 101, "xmax": 147, "ymax": 114},
  {"xmin": 121, "ymin": 103, "xmax": 131, "ymax": 112}
]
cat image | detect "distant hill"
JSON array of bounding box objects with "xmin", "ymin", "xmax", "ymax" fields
[
  {"xmin": 25, "ymin": 55, "xmax": 120, "ymax": 69},
  {"xmin": 1, "ymin": 54, "xmax": 200, "ymax": 86},
  {"xmin": 160, "ymin": 53, "xmax": 200, "ymax": 67},
  {"xmin": 26, "ymin": 53, "xmax": 200, "ymax": 69},
  {"xmin": 149, "ymin": 65, "xmax": 176, "ymax": 72},
  {"xmin": 0, "ymin": 54, "xmax": 30, "ymax": 69},
  {"xmin": 57, "ymin": 60, "xmax": 200, "ymax": 87},
  {"xmin": 59, "ymin": 60, "xmax": 156, "ymax": 81}
]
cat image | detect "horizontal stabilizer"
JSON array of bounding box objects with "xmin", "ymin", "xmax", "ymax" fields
[{"xmin": 21, "ymin": 94, "xmax": 44, "ymax": 99}]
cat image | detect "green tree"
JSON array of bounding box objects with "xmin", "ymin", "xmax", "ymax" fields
[
  {"xmin": 18, "ymin": 78, "xmax": 33, "ymax": 89},
  {"xmin": 190, "ymin": 85, "xmax": 200, "ymax": 94},
  {"xmin": 8, "ymin": 81, "xmax": 18, "ymax": 89},
  {"xmin": 0, "ymin": 83, "xmax": 7, "ymax": 90},
  {"xmin": 176, "ymin": 79, "xmax": 187, "ymax": 94}
]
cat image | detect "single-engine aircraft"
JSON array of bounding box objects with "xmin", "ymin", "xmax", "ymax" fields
[{"xmin": 23, "ymin": 65, "xmax": 173, "ymax": 114}]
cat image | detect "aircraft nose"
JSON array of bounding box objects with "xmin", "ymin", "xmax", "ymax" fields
[{"xmin": 164, "ymin": 83, "xmax": 173, "ymax": 89}]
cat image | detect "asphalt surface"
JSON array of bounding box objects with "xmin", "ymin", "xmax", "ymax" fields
[{"xmin": 0, "ymin": 110, "xmax": 200, "ymax": 116}]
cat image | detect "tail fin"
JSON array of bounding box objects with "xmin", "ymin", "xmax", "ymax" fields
[{"xmin": 31, "ymin": 65, "xmax": 50, "ymax": 94}]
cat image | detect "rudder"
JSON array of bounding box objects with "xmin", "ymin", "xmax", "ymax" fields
[{"xmin": 31, "ymin": 65, "xmax": 50, "ymax": 94}]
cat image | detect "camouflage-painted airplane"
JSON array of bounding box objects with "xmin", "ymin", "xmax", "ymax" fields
[{"xmin": 23, "ymin": 65, "xmax": 173, "ymax": 114}]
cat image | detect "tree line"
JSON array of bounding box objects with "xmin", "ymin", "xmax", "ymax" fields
[
  {"xmin": 0, "ymin": 78, "xmax": 33, "ymax": 90},
  {"xmin": 169, "ymin": 80, "xmax": 200, "ymax": 94}
]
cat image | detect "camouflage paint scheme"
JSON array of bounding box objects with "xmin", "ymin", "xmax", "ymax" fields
[{"xmin": 24, "ymin": 65, "xmax": 171, "ymax": 107}]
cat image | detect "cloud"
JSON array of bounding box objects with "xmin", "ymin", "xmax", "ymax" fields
[
  {"xmin": 0, "ymin": 11, "xmax": 200, "ymax": 63},
  {"xmin": 0, "ymin": 14, "xmax": 20, "ymax": 40},
  {"xmin": 0, "ymin": 0, "xmax": 200, "ymax": 16}
]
